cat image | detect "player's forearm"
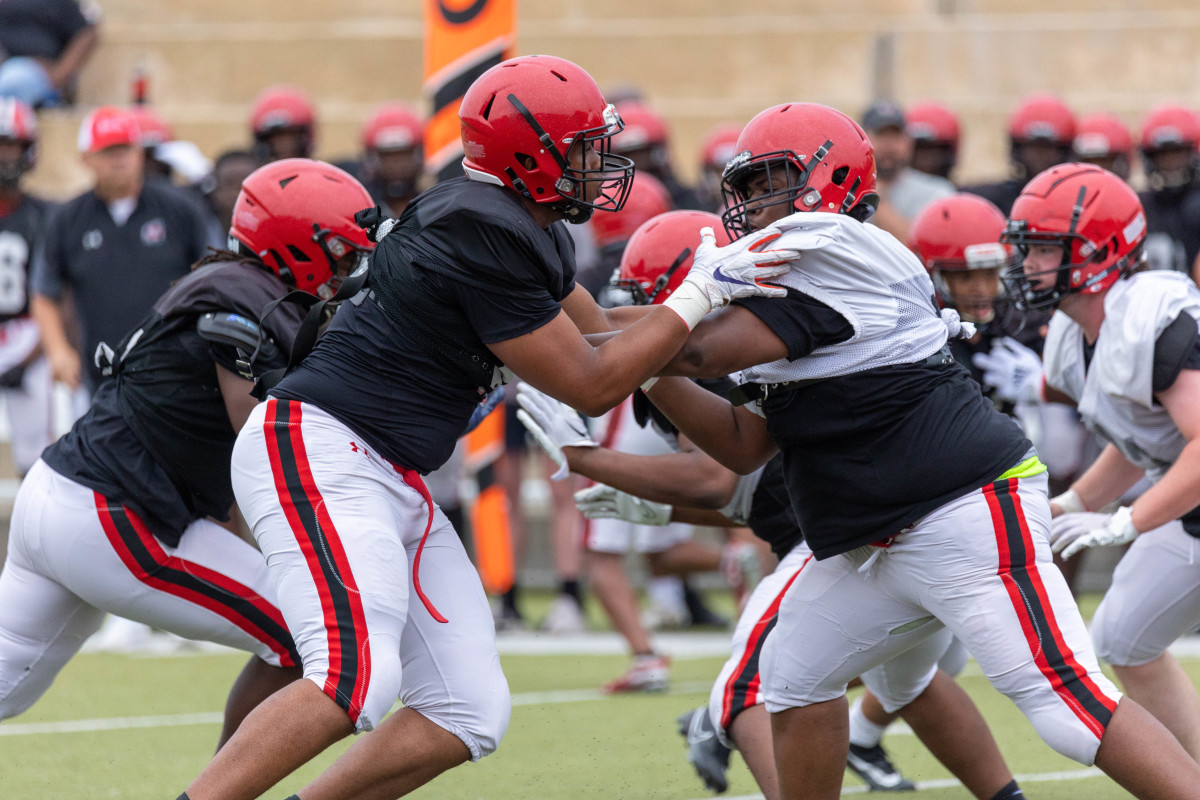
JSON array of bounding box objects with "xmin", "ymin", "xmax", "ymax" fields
[
  {"xmin": 1127, "ymin": 439, "xmax": 1200, "ymax": 533},
  {"xmin": 670, "ymin": 506, "xmax": 738, "ymax": 527},
  {"xmin": 566, "ymin": 446, "xmax": 736, "ymax": 508},
  {"xmin": 644, "ymin": 377, "xmax": 775, "ymax": 474},
  {"xmin": 30, "ymin": 294, "xmax": 73, "ymax": 354},
  {"xmin": 1069, "ymin": 443, "xmax": 1146, "ymax": 512},
  {"xmin": 576, "ymin": 308, "xmax": 691, "ymax": 415}
]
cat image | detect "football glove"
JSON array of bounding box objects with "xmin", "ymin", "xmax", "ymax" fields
[
  {"xmin": 662, "ymin": 226, "xmax": 797, "ymax": 330},
  {"xmin": 1050, "ymin": 507, "xmax": 1138, "ymax": 560},
  {"xmin": 574, "ymin": 483, "xmax": 673, "ymax": 527},
  {"xmin": 515, "ymin": 383, "xmax": 596, "ymax": 481},
  {"xmin": 972, "ymin": 337, "xmax": 1043, "ymax": 404}
]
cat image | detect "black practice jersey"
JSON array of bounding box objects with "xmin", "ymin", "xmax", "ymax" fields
[
  {"xmin": 43, "ymin": 261, "xmax": 303, "ymax": 546},
  {"xmin": 32, "ymin": 181, "xmax": 212, "ymax": 388},
  {"xmin": 739, "ymin": 290, "xmax": 1032, "ymax": 559},
  {"xmin": 948, "ymin": 297, "xmax": 1051, "ymax": 415},
  {"xmin": 275, "ymin": 178, "xmax": 577, "ymax": 473},
  {"xmin": 962, "ymin": 179, "xmax": 1024, "ymax": 217},
  {"xmin": 0, "ymin": 194, "xmax": 51, "ymax": 323},
  {"xmin": 1139, "ymin": 186, "xmax": 1200, "ymax": 274},
  {"xmin": 746, "ymin": 454, "xmax": 803, "ymax": 560}
]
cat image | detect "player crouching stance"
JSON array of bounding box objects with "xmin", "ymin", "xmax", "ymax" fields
[
  {"xmin": 1005, "ymin": 163, "xmax": 1200, "ymax": 762},
  {"xmin": 639, "ymin": 102, "xmax": 1200, "ymax": 799},
  {"xmin": 179, "ymin": 55, "xmax": 799, "ymax": 800},
  {"xmin": 0, "ymin": 159, "xmax": 373, "ymax": 746}
]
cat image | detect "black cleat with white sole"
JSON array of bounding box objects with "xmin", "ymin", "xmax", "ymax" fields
[
  {"xmin": 846, "ymin": 742, "xmax": 916, "ymax": 792},
  {"xmin": 677, "ymin": 706, "xmax": 732, "ymax": 793}
]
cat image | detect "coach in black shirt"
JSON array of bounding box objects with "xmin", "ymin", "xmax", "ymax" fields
[{"xmin": 31, "ymin": 106, "xmax": 210, "ymax": 394}]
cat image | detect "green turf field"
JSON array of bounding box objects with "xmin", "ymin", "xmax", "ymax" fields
[{"xmin": 1, "ymin": 592, "xmax": 1187, "ymax": 799}]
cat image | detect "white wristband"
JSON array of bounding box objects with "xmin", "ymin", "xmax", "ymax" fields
[
  {"xmin": 661, "ymin": 279, "xmax": 713, "ymax": 331},
  {"xmin": 640, "ymin": 377, "xmax": 659, "ymax": 392},
  {"xmin": 1050, "ymin": 488, "xmax": 1086, "ymax": 515}
]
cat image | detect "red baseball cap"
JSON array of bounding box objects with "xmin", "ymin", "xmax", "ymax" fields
[{"xmin": 78, "ymin": 106, "xmax": 141, "ymax": 153}]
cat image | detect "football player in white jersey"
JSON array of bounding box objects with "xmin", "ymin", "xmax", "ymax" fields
[
  {"xmin": 637, "ymin": 102, "xmax": 1200, "ymax": 799},
  {"xmin": 1005, "ymin": 163, "xmax": 1200, "ymax": 761}
]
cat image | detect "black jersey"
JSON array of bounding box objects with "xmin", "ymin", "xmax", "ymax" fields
[
  {"xmin": 1139, "ymin": 186, "xmax": 1200, "ymax": 273},
  {"xmin": 740, "ymin": 291, "xmax": 1032, "ymax": 559},
  {"xmin": 746, "ymin": 454, "xmax": 803, "ymax": 560},
  {"xmin": 961, "ymin": 179, "xmax": 1024, "ymax": 216},
  {"xmin": 42, "ymin": 261, "xmax": 302, "ymax": 546},
  {"xmin": 276, "ymin": 179, "xmax": 577, "ymax": 473},
  {"xmin": 0, "ymin": 194, "xmax": 51, "ymax": 323}
]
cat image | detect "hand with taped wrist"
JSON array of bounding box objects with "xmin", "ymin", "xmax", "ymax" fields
[
  {"xmin": 662, "ymin": 226, "xmax": 798, "ymax": 330},
  {"xmin": 1050, "ymin": 506, "xmax": 1139, "ymax": 560},
  {"xmin": 574, "ymin": 483, "xmax": 673, "ymax": 526},
  {"xmin": 971, "ymin": 337, "xmax": 1043, "ymax": 405},
  {"xmin": 514, "ymin": 383, "xmax": 596, "ymax": 481}
]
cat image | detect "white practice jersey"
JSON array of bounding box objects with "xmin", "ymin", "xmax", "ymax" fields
[{"xmin": 1043, "ymin": 271, "xmax": 1200, "ymax": 481}]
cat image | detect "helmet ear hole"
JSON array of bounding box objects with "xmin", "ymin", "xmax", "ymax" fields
[
  {"xmin": 831, "ymin": 166, "xmax": 850, "ymax": 185},
  {"xmin": 516, "ymin": 153, "xmax": 538, "ymax": 171},
  {"xmin": 286, "ymin": 244, "xmax": 312, "ymax": 262}
]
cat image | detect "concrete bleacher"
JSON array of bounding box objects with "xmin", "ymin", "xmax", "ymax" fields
[{"xmin": 22, "ymin": 1, "xmax": 1200, "ymax": 200}]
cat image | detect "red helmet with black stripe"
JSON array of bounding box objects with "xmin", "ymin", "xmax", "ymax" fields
[
  {"xmin": 229, "ymin": 158, "xmax": 374, "ymax": 298},
  {"xmin": 459, "ymin": 55, "xmax": 634, "ymax": 224},
  {"xmin": 613, "ymin": 210, "xmax": 730, "ymax": 305}
]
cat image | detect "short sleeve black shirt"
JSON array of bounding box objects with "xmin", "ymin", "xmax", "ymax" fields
[
  {"xmin": 275, "ymin": 178, "xmax": 577, "ymax": 473},
  {"xmin": 0, "ymin": 0, "xmax": 92, "ymax": 59},
  {"xmin": 0, "ymin": 194, "xmax": 51, "ymax": 323},
  {"xmin": 31, "ymin": 180, "xmax": 212, "ymax": 389}
]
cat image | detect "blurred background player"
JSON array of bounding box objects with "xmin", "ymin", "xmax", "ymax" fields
[
  {"xmin": 199, "ymin": 149, "xmax": 259, "ymax": 245},
  {"xmin": 964, "ymin": 93, "xmax": 1076, "ymax": 215},
  {"xmin": 0, "ymin": 98, "xmax": 54, "ymax": 477},
  {"xmin": 584, "ymin": 170, "xmax": 671, "ymax": 299},
  {"xmin": 1072, "ymin": 112, "xmax": 1134, "ymax": 182},
  {"xmin": 1136, "ymin": 104, "xmax": 1200, "ymax": 275},
  {"xmin": 906, "ymin": 101, "xmax": 961, "ymax": 182},
  {"xmin": 359, "ymin": 101, "xmax": 425, "ymax": 216},
  {"xmin": 695, "ymin": 122, "xmax": 743, "ymax": 212},
  {"xmin": 1004, "ymin": 162, "xmax": 1200, "ymax": 761},
  {"xmin": 859, "ymin": 99, "xmax": 955, "ymax": 242},
  {"xmin": 30, "ymin": 106, "xmax": 211, "ymax": 400},
  {"xmin": 610, "ymin": 100, "xmax": 704, "ymax": 210},
  {"xmin": 249, "ymin": 84, "xmax": 316, "ymax": 162}
]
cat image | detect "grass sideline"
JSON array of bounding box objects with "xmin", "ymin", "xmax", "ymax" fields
[{"xmin": 3, "ymin": 592, "xmax": 1193, "ymax": 799}]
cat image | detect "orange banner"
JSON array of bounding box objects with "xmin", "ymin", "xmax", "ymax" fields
[
  {"xmin": 423, "ymin": 0, "xmax": 517, "ymax": 181},
  {"xmin": 465, "ymin": 406, "xmax": 515, "ymax": 594}
]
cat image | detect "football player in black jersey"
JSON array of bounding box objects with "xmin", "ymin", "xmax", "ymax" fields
[
  {"xmin": 178, "ymin": 55, "xmax": 799, "ymax": 800},
  {"xmin": 638, "ymin": 102, "xmax": 1200, "ymax": 799},
  {"xmin": 0, "ymin": 97, "xmax": 55, "ymax": 477},
  {"xmin": 0, "ymin": 159, "xmax": 373, "ymax": 748}
]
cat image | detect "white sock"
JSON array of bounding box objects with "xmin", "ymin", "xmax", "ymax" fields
[{"xmin": 848, "ymin": 696, "xmax": 886, "ymax": 748}]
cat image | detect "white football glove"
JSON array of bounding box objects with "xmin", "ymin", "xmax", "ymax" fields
[
  {"xmin": 514, "ymin": 383, "xmax": 596, "ymax": 481},
  {"xmin": 971, "ymin": 337, "xmax": 1043, "ymax": 404},
  {"xmin": 574, "ymin": 483, "xmax": 673, "ymax": 527},
  {"xmin": 662, "ymin": 226, "xmax": 798, "ymax": 330},
  {"xmin": 1050, "ymin": 507, "xmax": 1139, "ymax": 560}
]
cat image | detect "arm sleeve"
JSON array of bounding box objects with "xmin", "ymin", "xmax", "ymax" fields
[
  {"xmin": 734, "ymin": 288, "xmax": 855, "ymax": 361},
  {"xmin": 1153, "ymin": 312, "xmax": 1200, "ymax": 394},
  {"xmin": 30, "ymin": 211, "xmax": 67, "ymax": 299}
]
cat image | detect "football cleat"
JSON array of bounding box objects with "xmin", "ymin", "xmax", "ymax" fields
[
  {"xmin": 603, "ymin": 654, "xmax": 670, "ymax": 694},
  {"xmin": 677, "ymin": 706, "xmax": 732, "ymax": 794},
  {"xmin": 846, "ymin": 742, "xmax": 917, "ymax": 792}
]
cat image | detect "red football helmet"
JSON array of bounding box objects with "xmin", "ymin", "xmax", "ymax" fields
[
  {"xmin": 1138, "ymin": 104, "xmax": 1200, "ymax": 191},
  {"xmin": 908, "ymin": 193, "xmax": 1008, "ymax": 273},
  {"xmin": 1001, "ymin": 163, "xmax": 1146, "ymax": 310},
  {"xmin": 613, "ymin": 210, "xmax": 730, "ymax": 305},
  {"xmin": 906, "ymin": 102, "xmax": 960, "ymax": 149},
  {"xmin": 459, "ymin": 55, "xmax": 634, "ymax": 224},
  {"xmin": 250, "ymin": 86, "xmax": 315, "ymax": 157},
  {"xmin": 1072, "ymin": 113, "xmax": 1132, "ymax": 179},
  {"xmin": 590, "ymin": 172, "xmax": 671, "ymax": 249},
  {"xmin": 700, "ymin": 123, "xmax": 744, "ymax": 171},
  {"xmin": 720, "ymin": 102, "xmax": 878, "ymax": 239},
  {"xmin": 229, "ymin": 158, "xmax": 374, "ymax": 298},
  {"xmin": 611, "ymin": 101, "xmax": 669, "ymax": 154},
  {"xmin": 1009, "ymin": 95, "xmax": 1076, "ymax": 145},
  {"xmin": 362, "ymin": 102, "xmax": 423, "ymax": 153},
  {"xmin": 128, "ymin": 106, "xmax": 174, "ymax": 148},
  {"xmin": 0, "ymin": 97, "xmax": 38, "ymax": 180}
]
